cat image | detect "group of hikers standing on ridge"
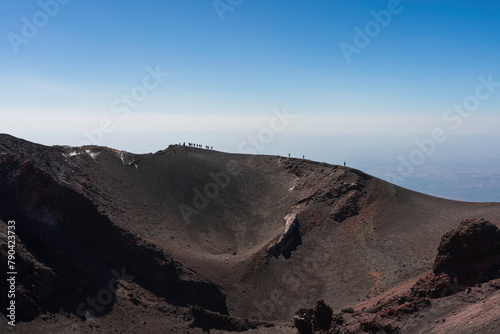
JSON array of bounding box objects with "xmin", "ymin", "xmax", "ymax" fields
[
  {"xmin": 182, "ymin": 142, "xmax": 213, "ymax": 150},
  {"xmin": 180, "ymin": 144, "xmax": 347, "ymax": 167}
]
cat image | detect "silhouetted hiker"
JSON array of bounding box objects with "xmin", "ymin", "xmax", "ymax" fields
[
  {"xmin": 344, "ymin": 161, "xmax": 346, "ymax": 167},
  {"xmin": 183, "ymin": 142, "xmax": 185, "ymax": 146},
  {"xmin": 211, "ymin": 146, "xmax": 213, "ymax": 150},
  {"xmin": 303, "ymin": 155, "xmax": 305, "ymax": 159},
  {"xmin": 288, "ymin": 153, "xmax": 290, "ymax": 158}
]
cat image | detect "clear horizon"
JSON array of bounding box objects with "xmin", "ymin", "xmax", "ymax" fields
[{"xmin": 1, "ymin": 0, "xmax": 499, "ymax": 202}]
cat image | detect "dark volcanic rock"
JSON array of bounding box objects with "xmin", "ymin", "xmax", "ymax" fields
[
  {"xmin": 410, "ymin": 274, "xmax": 459, "ymax": 299},
  {"xmin": 312, "ymin": 300, "xmax": 333, "ymax": 331},
  {"xmin": 0, "ymin": 154, "xmax": 228, "ymax": 322},
  {"xmin": 411, "ymin": 219, "xmax": 500, "ymax": 300},
  {"xmin": 433, "ymin": 218, "xmax": 500, "ymax": 285},
  {"xmin": 294, "ymin": 308, "xmax": 313, "ymax": 334},
  {"xmin": 293, "ymin": 300, "xmax": 334, "ymax": 334}
]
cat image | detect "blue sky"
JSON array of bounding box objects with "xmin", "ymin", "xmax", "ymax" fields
[{"xmin": 1, "ymin": 0, "xmax": 499, "ymax": 201}]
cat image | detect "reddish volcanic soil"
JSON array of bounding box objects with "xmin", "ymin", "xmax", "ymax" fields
[{"xmin": 0, "ymin": 134, "xmax": 499, "ymax": 333}]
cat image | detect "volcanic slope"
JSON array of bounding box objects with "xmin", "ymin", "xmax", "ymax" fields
[{"xmin": 0, "ymin": 134, "xmax": 499, "ymax": 333}]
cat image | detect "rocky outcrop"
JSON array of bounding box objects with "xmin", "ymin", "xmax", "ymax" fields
[
  {"xmin": 267, "ymin": 214, "xmax": 301, "ymax": 257},
  {"xmin": 293, "ymin": 300, "xmax": 334, "ymax": 334},
  {"xmin": 292, "ymin": 219, "xmax": 500, "ymax": 334},
  {"xmin": 294, "ymin": 308, "xmax": 313, "ymax": 334},
  {"xmin": 312, "ymin": 300, "xmax": 334, "ymax": 331},
  {"xmin": 433, "ymin": 218, "xmax": 500, "ymax": 285},
  {"xmin": 291, "ymin": 164, "xmax": 368, "ymax": 224}
]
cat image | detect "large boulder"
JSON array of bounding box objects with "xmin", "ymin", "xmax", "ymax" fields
[
  {"xmin": 433, "ymin": 218, "xmax": 500, "ymax": 285},
  {"xmin": 294, "ymin": 308, "xmax": 313, "ymax": 334},
  {"xmin": 312, "ymin": 300, "xmax": 333, "ymax": 331},
  {"xmin": 293, "ymin": 300, "xmax": 334, "ymax": 334}
]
